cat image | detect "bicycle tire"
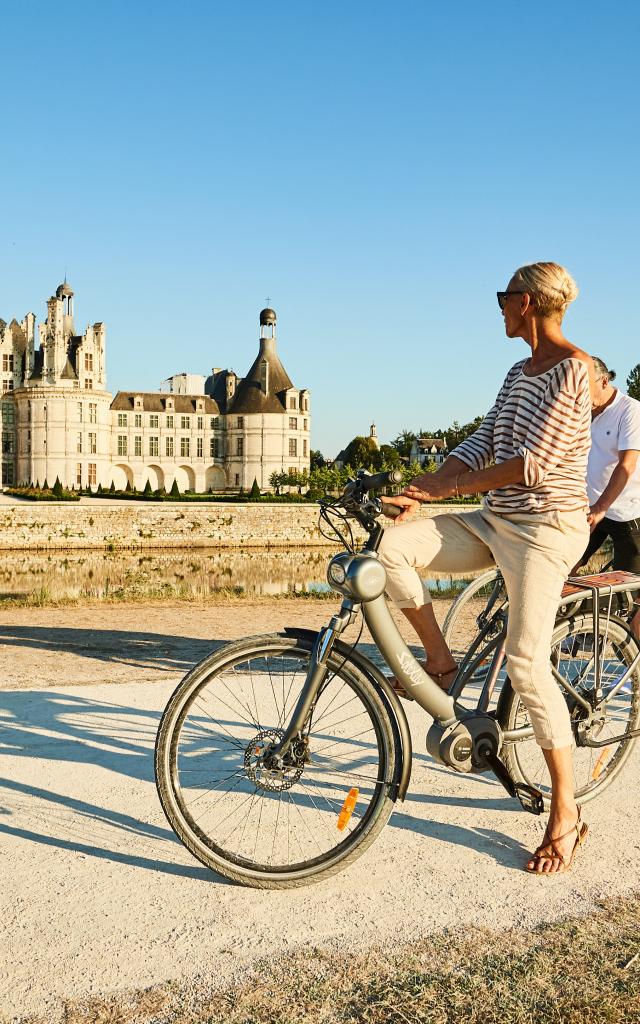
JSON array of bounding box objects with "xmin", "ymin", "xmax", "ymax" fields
[
  {"xmin": 155, "ymin": 632, "xmax": 400, "ymax": 889},
  {"xmin": 502, "ymin": 614, "xmax": 640, "ymax": 807},
  {"xmin": 442, "ymin": 568, "xmax": 501, "ymax": 657}
]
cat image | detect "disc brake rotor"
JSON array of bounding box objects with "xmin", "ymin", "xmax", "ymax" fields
[{"xmin": 244, "ymin": 728, "xmax": 305, "ymax": 792}]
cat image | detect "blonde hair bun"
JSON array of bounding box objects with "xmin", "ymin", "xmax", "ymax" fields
[{"xmin": 512, "ymin": 261, "xmax": 579, "ymax": 319}]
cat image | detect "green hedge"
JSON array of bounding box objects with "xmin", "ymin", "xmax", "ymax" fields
[{"xmin": 5, "ymin": 486, "xmax": 80, "ymax": 502}]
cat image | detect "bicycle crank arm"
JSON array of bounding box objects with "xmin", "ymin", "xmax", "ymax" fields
[{"xmin": 478, "ymin": 743, "xmax": 544, "ymax": 815}]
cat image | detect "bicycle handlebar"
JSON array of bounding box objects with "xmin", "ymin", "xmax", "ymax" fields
[{"xmin": 357, "ymin": 469, "xmax": 403, "ymax": 492}]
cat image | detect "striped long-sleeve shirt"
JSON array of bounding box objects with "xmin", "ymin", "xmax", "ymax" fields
[{"xmin": 450, "ymin": 357, "xmax": 592, "ymax": 513}]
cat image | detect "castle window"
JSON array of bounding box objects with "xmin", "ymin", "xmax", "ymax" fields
[
  {"xmin": 84, "ymin": 353, "xmax": 93, "ymax": 372},
  {"xmin": 78, "ymin": 402, "xmax": 83, "ymax": 422},
  {"xmin": 197, "ymin": 437, "xmax": 203, "ymax": 458},
  {"xmin": 76, "ymin": 463, "xmax": 82, "ymax": 486},
  {"xmin": 89, "ymin": 432, "xmax": 97, "ymax": 454},
  {"xmin": 166, "ymin": 437, "xmax": 174, "ymax": 457},
  {"xmin": 2, "ymin": 354, "xmax": 13, "ymax": 372},
  {"xmin": 180, "ymin": 415, "xmax": 190, "ymax": 429},
  {"xmin": 197, "ymin": 416, "xmax": 203, "ymax": 430},
  {"xmin": 235, "ymin": 474, "xmax": 240, "ymax": 486},
  {"xmin": 237, "ymin": 416, "xmax": 244, "ymax": 429},
  {"xmin": 2, "ymin": 379, "xmax": 12, "ymax": 392},
  {"xmin": 289, "ymin": 438, "xmax": 297, "ymax": 457},
  {"xmin": 88, "ymin": 464, "xmax": 97, "ymax": 487},
  {"xmin": 166, "ymin": 415, "xmax": 174, "ymax": 428},
  {"xmin": 2, "ymin": 432, "xmax": 13, "ymax": 454},
  {"xmin": 117, "ymin": 435, "xmax": 127, "ymax": 456},
  {"xmin": 134, "ymin": 413, "xmax": 142, "ymax": 427},
  {"xmin": 210, "ymin": 416, "xmax": 217, "ymax": 429},
  {"xmin": 210, "ymin": 437, "xmax": 217, "ymax": 458},
  {"xmin": 289, "ymin": 417, "xmax": 297, "ymax": 430},
  {"xmin": 180, "ymin": 437, "xmax": 190, "ymax": 458},
  {"xmin": 134, "ymin": 436, "xmax": 142, "ymax": 456},
  {"xmin": 289, "ymin": 396, "xmax": 297, "ymax": 410},
  {"xmin": 89, "ymin": 403, "xmax": 97, "ymax": 424},
  {"xmin": 303, "ymin": 440, "xmax": 308, "ymax": 457},
  {"xmin": 149, "ymin": 414, "xmax": 159, "ymax": 428},
  {"xmin": 77, "ymin": 433, "xmax": 83, "ymax": 453},
  {"xmin": 118, "ymin": 413, "xmax": 127, "ymax": 427},
  {"xmin": 149, "ymin": 437, "xmax": 159, "ymax": 457},
  {"xmin": 2, "ymin": 464, "xmax": 14, "ymax": 485},
  {"xmin": 236, "ymin": 437, "xmax": 244, "ymax": 457},
  {"xmin": 304, "ymin": 419, "xmax": 308, "ymax": 431},
  {"xmin": 86, "ymin": 379, "xmax": 93, "ymax": 390}
]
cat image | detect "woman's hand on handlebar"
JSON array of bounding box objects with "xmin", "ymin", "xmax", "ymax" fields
[
  {"xmin": 380, "ymin": 495, "xmax": 421, "ymax": 522},
  {"xmin": 404, "ymin": 476, "xmax": 456, "ymax": 502}
]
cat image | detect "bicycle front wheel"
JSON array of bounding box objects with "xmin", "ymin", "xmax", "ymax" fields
[
  {"xmin": 503, "ymin": 614, "xmax": 640, "ymax": 806},
  {"xmin": 155, "ymin": 633, "xmax": 399, "ymax": 888}
]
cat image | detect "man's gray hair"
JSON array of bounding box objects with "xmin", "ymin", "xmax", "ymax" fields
[{"xmin": 592, "ymin": 356, "xmax": 617, "ymax": 382}]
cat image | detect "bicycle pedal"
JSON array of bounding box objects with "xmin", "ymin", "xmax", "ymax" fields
[{"xmin": 515, "ymin": 783, "xmax": 544, "ymax": 815}]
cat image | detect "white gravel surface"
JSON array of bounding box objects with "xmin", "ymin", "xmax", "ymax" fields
[{"xmin": 1, "ymin": 602, "xmax": 639, "ymax": 1021}]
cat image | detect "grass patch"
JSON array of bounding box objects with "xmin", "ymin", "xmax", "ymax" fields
[{"xmin": 12, "ymin": 894, "xmax": 640, "ymax": 1024}]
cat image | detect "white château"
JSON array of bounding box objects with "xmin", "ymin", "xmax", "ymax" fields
[{"xmin": 0, "ymin": 284, "xmax": 310, "ymax": 492}]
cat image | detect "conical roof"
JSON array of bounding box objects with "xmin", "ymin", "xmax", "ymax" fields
[{"xmin": 229, "ymin": 336, "xmax": 294, "ymax": 415}]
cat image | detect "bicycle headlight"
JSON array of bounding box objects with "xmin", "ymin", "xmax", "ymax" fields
[{"xmin": 328, "ymin": 560, "xmax": 347, "ymax": 586}]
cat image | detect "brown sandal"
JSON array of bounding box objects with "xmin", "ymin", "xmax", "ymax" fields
[
  {"xmin": 526, "ymin": 810, "xmax": 589, "ymax": 874},
  {"xmin": 388, "ymin": 664, "xmax": 458, "ymax": 701}
]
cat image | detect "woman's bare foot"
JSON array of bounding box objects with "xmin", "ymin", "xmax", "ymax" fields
[{"xmin": 526, "ymin": 806, "xmax": 588, "ymax": 874}]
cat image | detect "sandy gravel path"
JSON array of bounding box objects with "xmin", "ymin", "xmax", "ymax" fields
[{"xmin": 1, "ymin": 600, "xmax": 639, "ymax": 1021}]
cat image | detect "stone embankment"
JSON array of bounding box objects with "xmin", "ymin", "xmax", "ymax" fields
[{"xmin": 0, "ymin": 501, "xmax": 473, "ymax": 551}]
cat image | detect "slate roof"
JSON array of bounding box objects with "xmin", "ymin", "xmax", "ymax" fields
[
  {"xmin": 228, "ymin": 343, "xmax": 294, "ymax": 415},
  {"xmin": 415, "ymin": 437, "xmax": 447, "ymax": 450},
  {"xmin": 111, "ymin": 392, "xmax": 220, "ymax": 414}
]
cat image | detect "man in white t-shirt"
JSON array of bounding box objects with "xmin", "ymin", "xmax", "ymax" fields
[{"xmin": 577, "ymin": 356, "xmax": 640, "ymax": 637}]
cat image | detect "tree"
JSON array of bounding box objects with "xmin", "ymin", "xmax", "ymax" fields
[
  {"xmin": 444, "ymin": 416, "xmax": 483, "ymax": 451},
  {"xmin": 342, "ymin": 435, "xmax": 379, "ymax": 470},
  {"xmin": 627, "ymin": 363, "xmax": 640, "ymax": 401},
  {"xmin": 269, "ymin": 470, "xmax": 288, "ymax": 495},
  {"xmin": 52, "ymin": 477, "xmax": 64, "ymax": 498},
  {"xmin": 170, "ymin": 478, "xmax": 181, "ymax": 497},
  {"xmin": 249, "ymin": 478, "xmax": 261, "ymax": 499},
  {"xmin": 377, "ymin": 444, "xmax": 402, "ymax": 470},
  {"xmin": 310, "ymin": 449, "xmax": 326, "ymax": 471},
  {"xmin": 390, "ymin": 430, "xmax": 417, "ymax": 460},
  {"xmin": 109, "ymin": 480, "xmax": 116, "ymax": 494},
  {"xmin": 143, "ymin": 479, "xmax": 153, "ymax": 496}
]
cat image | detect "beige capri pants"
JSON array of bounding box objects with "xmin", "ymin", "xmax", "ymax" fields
[{"xmin": 378, "ymin": 507, "xmax": 590, "ymax": 749}]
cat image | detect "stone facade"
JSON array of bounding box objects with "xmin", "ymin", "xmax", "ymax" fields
[{"xmin": 0, "ymin": 287, "xmax": 310, "ymax": 492}]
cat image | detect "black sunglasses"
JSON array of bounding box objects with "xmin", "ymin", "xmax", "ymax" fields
[{"xmin": 497, "ymin": 290, "xmax": 525, "ymax": 310}]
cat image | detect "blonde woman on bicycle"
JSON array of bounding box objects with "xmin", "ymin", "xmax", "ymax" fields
[{"xmin": 379, "ymin": 261, "xmax": 593, "ymax": 874}]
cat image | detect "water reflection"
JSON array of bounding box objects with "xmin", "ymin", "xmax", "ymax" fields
[{"xmin": 0, "ymin": 548, "xmax": 470, "ymax": 603}]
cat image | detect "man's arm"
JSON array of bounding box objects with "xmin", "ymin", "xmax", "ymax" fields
[{"xmin": 589, "ymin": 450, "xmax": 640, "ymax": 530}]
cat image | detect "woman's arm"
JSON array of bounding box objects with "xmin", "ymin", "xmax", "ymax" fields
[{"xmin": 382, "ymin": 456, "xmax": 525, "ymax": 522}]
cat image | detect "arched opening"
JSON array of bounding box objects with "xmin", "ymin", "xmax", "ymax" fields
[
  {"xmin": 145, "ymin": 464, "xmax": 165, "ymax": 491},
  {"xmin": 205, "ymin": 465, "xmax": 226, "ymax": 491},
  {"xmin": 110, "ymin": 464, "xmax": 133, "ymax": 490},
  {"xmin": 174, "ymin": 465, "xmax": 196, "ymax": 492}
]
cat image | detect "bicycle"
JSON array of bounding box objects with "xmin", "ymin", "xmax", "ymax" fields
[{"xmin": 155, "ymin": 470, "xmax": 640, "ymax": 888}]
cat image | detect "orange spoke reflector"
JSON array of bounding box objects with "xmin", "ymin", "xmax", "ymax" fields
[
  {"xmin": 592, "ymin": 746, "xmax": 612, "ymax": 781},
  {"xmin": 337, "ymin": 788, "xmax": 359, "ymax": 831}
]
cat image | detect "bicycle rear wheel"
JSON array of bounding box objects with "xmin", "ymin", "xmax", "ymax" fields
[
  {"xmin": 442, "ymin": 568, "xmax": 502, "ymax": 660},
  {"xmin": 155, "ymin": 633, "xmax": 399, "ymax": 888},
  {"xmin": 503, "ymin": 614, "xmax": 640, "ymax": 806}
]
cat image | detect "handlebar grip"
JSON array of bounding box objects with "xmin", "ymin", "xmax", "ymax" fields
[{"xmin": 359, "ymin": 469, "xmax": 404, "ymax": 491}]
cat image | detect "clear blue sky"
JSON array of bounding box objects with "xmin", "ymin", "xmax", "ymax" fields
[{"xmin": 2, "ymin": 1, "xmax": 638, "ymax": 456}]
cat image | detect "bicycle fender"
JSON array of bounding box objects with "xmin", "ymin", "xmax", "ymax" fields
[{"xmin": 283, "ymin": 625, "xmax": 412, "ymax": 800}]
